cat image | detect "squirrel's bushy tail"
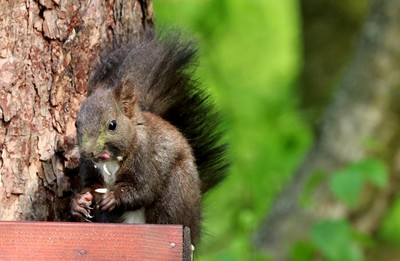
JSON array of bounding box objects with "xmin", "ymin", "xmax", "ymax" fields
[
  {"xmin": 156, "ymin": 34, "xmax": 229, "ymax": 193},
  {"xmin": 89, "ymin": 31, "xmax": 229, "ymax": 193}
]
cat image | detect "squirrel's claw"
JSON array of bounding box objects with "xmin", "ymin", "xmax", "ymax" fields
[
  {"xmin": 83, "ymin": 217, "xmax": 93, "ymax": 222},
  {"xmin": 71, "ymin": 191, "xmax": 95, "ymax": 221}
]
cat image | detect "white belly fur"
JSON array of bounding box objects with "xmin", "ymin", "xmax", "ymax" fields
[
  {"xmin": 94, "ymin": 161, "xmax": 146, "ymax": 224},
  {"xmin": 94, "ymin": 160, "xmax": 120, "ymax": 188},
  {"xmin": 121, "ymin": 208, "xmax": 146, "ymax": 224}
]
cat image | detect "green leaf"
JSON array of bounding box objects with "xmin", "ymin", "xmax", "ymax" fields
[
  {"xmin": 329, "ymin": 168, "xmax": 364, "ymax": 207},
  {"xmin": 329, "ymin": 158, "xmax": 388, "ymax": 207},
  {"xmin": 379, "ymin": 196, "xmax": 400, "ymax": 244},
  {"xmin": 290, "ymin": 240, "xmax": 315, "ymax": 261},
  {"xmin": 356, "ymin": 159, "xmax": 387, "ymax": 188},
  {"xmin": 311, "ymin": 220, "xmax": 363, "ymax": 261}
]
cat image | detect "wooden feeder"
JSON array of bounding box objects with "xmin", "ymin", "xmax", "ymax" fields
[{"xmin": 0, "ymin": 222, "xmax": 192, "ymax": 260}]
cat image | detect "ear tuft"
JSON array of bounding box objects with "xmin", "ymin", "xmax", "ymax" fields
[{"xmin": 114, "ymin": 78, "xmax": 137, "ymax": 118}]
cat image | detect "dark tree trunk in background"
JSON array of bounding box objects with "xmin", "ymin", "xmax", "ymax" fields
[
  {"xmin": 254, "ymin": 0, "xmax": 400, "ymax": 259},
  {"xmin": 0, "ymin": 0, "xmax": 154, "ymax": 221},
  {"xmin": 300, "ymin": 0, "xmax": 367, "ymax": 122}
]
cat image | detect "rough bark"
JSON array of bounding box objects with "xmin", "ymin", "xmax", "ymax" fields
[
  {"xmin": 254, "ymin": 0, "xmax": 400, "ymax": 259},
  {"xmin": 0, "ymin": 0, "xmax": 154, "ymax": 221}
]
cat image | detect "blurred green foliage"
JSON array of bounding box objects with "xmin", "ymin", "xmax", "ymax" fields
[
  {"xmin": 380, "ymin": 197, "xmax": 400, "ymax": 244},
  {"xmin": 153, "ymin": 1, "xmax": 400, "ymax": 260},
  {"xmin": 311, "ymin": 219, "xmax": 363, "ymax": 261},
  {"xmin": 329, "ymin": 158, "xmax": 388, "ymax": 208},
  {"xmin": 297, "ymin": 158, "xmax": 388, "ymax": 261},
  {"xmin": 154, "ymin": 0, "xmax": 311, "ymax": 260}
]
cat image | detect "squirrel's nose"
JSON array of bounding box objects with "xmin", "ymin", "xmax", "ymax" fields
[{"xmin": 79, "ymin": 138, "xmax": 99, "ymax": 159}]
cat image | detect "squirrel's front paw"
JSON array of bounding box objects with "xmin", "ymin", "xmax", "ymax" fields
[
  {"xmin": 71, "ymin": 191, "xmax": 94, "ymax": 222},
  {"xmin": 100, "ymin": 191, "xmax": 117, "ymax": 212}
]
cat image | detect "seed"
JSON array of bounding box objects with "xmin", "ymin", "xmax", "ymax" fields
[{"xmin": 95, "ymin": 188, "xmax": 108, "ymax": 194}]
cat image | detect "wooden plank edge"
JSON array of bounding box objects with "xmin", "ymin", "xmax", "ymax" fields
[{"xmin": 0, "ymin": 221, "xmax": 190, "ymax": 260}]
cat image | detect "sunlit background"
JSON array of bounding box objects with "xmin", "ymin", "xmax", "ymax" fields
[
  {"xmin": 153, "ymin": 1, "xmax": 399, "ymax": 260},
  {"xmin": 154, "ymin": 1, "xmax": 310, "ymax": 259}
]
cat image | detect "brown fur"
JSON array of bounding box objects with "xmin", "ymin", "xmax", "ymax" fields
[{"xmin": 71, "ymin": 33, "xmax": 228, "ymax": 244}]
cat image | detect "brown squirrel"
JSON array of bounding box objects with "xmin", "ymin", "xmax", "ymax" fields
[{"xmin": 70, "ymin": 32, "xmax": 228, "ymax": 244}]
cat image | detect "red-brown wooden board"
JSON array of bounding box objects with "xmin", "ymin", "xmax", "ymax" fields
[{"xmin": 0, "ymin": 222, "xmax": 190, "ymax": 260}]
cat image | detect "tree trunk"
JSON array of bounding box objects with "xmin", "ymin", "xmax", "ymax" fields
[
  {"xmin": 299, "ymin": 0, "xmax": 367, "ymax": 122},
  {"xmin": 0, "ymin": 0, "xmax": 154, "ymax": 221},
  {"xmin": 254, "ymin": 0, "xmax": 400, "ymax": 259}
]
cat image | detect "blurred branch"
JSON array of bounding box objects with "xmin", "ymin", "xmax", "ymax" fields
[{"xmin": 254, "ymin": 0, "xmax": 400, "ymax": 259}]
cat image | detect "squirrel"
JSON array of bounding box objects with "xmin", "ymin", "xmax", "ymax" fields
[{"xmin": 70, "ymin": 31, "xmax": 228, "ymax": 244}]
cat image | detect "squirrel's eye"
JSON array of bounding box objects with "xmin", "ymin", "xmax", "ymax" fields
[{"xmin": 108, "ymin": 120, "xmax": 117, "ymax": 131}]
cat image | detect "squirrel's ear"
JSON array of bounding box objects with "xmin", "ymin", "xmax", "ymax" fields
[{"xmin": 114, "ymin": 79, "xmax": 137, "ymax": 118}]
